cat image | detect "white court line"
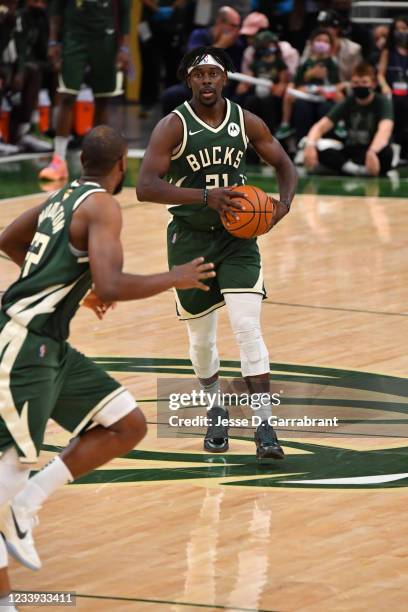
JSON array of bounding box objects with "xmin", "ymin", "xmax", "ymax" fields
[
  {"xmin": 127, "ymin": 148, "xmax": 146, "ymax": 159},
  {"xmin": 0, "ymin": 152, "xmax": 51, "ymax": 164},
  {"xmin": 1, "ymin": 150, "xmax": 144, "ymax": 163}
]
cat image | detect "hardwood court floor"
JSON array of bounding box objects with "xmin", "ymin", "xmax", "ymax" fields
[{"xmin": 0, "ymin": 187, "xmax": 407, "ymax": 611}]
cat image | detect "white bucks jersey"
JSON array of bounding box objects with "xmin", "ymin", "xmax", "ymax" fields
[{"xmin": 167, "ymin": 98, "xmax": 248, "ymax": 230}]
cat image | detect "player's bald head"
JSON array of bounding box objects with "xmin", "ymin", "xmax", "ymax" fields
[
  {"xmin": 216, "ymin": 5, "xmax": 240, "ymax": 25},
  {"xmin": 81, "ymin": 125, "xmax": 127, "ymax": 176}
]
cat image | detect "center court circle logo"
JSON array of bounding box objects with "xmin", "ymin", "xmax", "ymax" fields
[
  {"xmin": 228, "ymin": 123, "xmax": 240, "ymax": 137},
  {"xmin": 59, "ymin": 358, "xmax": 408, "ymax": 490}
]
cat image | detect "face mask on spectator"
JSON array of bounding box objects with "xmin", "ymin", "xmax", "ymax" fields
[
  {"xmin": 394, "ymin": 31, "xmax": 408, "ymax": 48},
  {"xmin": 352, "ymin": 86, "xmax": 372, "ymax": 100},
  {"xmin": 312, "ymin": 41, "xmax": 331, "ymax": 54},
  {"xmin": 260, "ymin": 47, "xmax": 277, "ymax": 58}
]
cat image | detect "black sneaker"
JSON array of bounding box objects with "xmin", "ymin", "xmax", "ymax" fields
[
  {"xmin": 204, "ymin": 407, "xmax": 229, "ymax": 453},
  {"xmin": 255, "ymin": 420, "xmax": 285, "ymax": 460}
]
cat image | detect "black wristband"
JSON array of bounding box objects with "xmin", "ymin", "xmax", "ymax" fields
[{"xmin": 203, "ymin": 188, "xmax": 208, "ymax": 207}]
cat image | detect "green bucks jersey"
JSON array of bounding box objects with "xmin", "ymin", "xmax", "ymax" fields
[
  {"xmin": 51, "ymin": 0, "xmax": 130, "ymax": 38},
  {"xmin": 168, "ymin": 98, "xmax": 248, "ymax": 231},
  {"xmin": 1, "ymin": 180, "xmax": 105, "ymax": 341}
]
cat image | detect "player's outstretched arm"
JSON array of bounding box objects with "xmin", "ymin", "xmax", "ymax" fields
[
  {"xmin": 135, "ymin": 114, "xmax": 245, "ymax": 215},
  {"xmin": 244, "ymin": 110, "xmax": 298, "ymax": 225},
  {"xmin": 84, "ymin": 193, "xmax": 215, "ymax": 302},
  {"xmin": 0, "ymin": 204, "xmax": 43, "ymax": 266}
]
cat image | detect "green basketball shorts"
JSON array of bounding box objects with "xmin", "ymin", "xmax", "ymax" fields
[
  {"xmin": 167, "ymin": 218, "xmax": 266, "ymax": 320},
  {"xmin": 0, "ymin": 315, "xmax": 135, "ymax": 463},
  {"xmin": 57, "ymin": 32, "xmax": 123, "ymax": 97}
]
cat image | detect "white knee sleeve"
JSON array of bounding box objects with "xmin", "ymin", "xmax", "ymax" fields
[
  {"xmin": 186, "ymin": 311, "xmax": 220, "ymax": 379},
  {"xmin": 225, "ymin": 293, "xmax": 270, "ymax": 377},
  {"xmin": 92, "ymin": 389, "xmax": 137, "ymax": 429}
]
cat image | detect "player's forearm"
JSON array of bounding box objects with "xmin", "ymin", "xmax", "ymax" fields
[
  {"xmin": 0, "ymin": 240, "xmax": 27, "ymax": 268},
  {"xmin": 94, "ymin": 270, "xmax": 176, "ymax": 302},
  {"xmin": 274, "ymin": 155, "xmax": 298, "ymax": 210},
  {"xmin": 136, "ymin": 177, "xmax": 204, "ymax": 206}
]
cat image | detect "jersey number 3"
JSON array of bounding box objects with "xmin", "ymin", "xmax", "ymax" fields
[{"xmin": 22, "ymin": 232, "xmax": 50, "ymax": 278}]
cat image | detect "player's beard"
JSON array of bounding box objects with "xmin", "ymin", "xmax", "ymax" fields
[{"xmin": 113, "ymin": 172, "xmax": 125, "ymax": 195}]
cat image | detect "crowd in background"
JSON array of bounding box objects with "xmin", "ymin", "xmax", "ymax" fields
[{"xmin": 1, "ymin": 0, "xmax": 408, "ymax": 178}]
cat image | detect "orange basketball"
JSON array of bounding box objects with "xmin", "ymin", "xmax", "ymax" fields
[{"xmin": 222, "ymin": 185, "xmax": 276, "ymax": 239}]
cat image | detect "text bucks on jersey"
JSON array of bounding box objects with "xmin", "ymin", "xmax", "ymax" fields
[
  {"xmin": 169, "ymin": 99, "xmax": 247, "ymax": 190},
  {"xmin": 1, "ymin": 181, "xmax": 105, "ymax": 340}
]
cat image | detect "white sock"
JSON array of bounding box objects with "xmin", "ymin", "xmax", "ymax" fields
[
  {"xmin": 0, "ymin": 597, "xmax": 16, "ymax": 612},
  {"xmin": 252, "ymin": 394, "xmax": 272, "ymax": 423},
  {"xmin": 200, "ymin": 378, "xmax": 226, "ymax": 412},
  {"xmin": 0, "ymin": 447, "xmax": 31, "ymax": 505},
  {"xmin": 342, "ymin": 161, "xmax": 367, "ymax": 176},
  {"xmin": 14, "ymin": 456, "xmax": 73, "ymax": 512},
  {"xmin": 17, "ymin": 122, "xmax": 30, "ymax": 139},
  {"xmin": 54, "ymin": 136, "xmax": 68, "ymax": 160}
]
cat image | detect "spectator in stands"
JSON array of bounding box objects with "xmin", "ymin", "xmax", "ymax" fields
[
  {"xmin": 242, "ymin": 31, "xmax": 290, "ymax": 133},
  {"xmin": 210, "ymin": 0, "xmax": 251, "ymax": 21},
  {"xmin": 161, "ymin": 5, "xmax": 244, "ymax": 115},
  {"xmin": 139, "ymin": 0, "xmax": 189, "ymax": 117},
  {"xmin": 0, "ymin": 0, "xmax": 51, "ymax": 154},
  {"xmin": 38, "ymin": 0, "xmax": 131, "ymax": 181},
  {"xmin": 240, "ymin": 11, "xmax": 269, "ymax": 42},
  {"xmin": 306, "ymin": 9, "xmax": 362, "ymax": 81},
  {"xmin": 187, "ymin": 6, "xmax": 243, "ymax": 69},
  {"xmin": 331, "ymin": 0, "xmax": 373, "ymax": 60},
  {"xmin": 0, "ymin": 0, "xmax": 19, "ymax": 154},
  {"xmin": 239, "ymin": 12, "xmax": 299, "ymax": 81},
  {"xmin": 10, "ymin": 0, "xmax": 52, "ymax": 151},
  {"xmin": 303, "ymin": 62, "xmax": 394, "ymax": 176},
  {"xmin": 378, "ymin": 15, "xmax": 408, "ymax": 159},
  {"xmin": 288, "ymin": 0, "xmax": 332, "ymax": 53},
  {"xmin": 369, "ymin": 25, "xmax": 389, "ymax": 67},
  {"xmin": 255, "ymin": 0, "xmax": 294, "ymax": 41},
  {"xmin": 276, "ymin": 28, "xmax": 341, "ymax": 141},
  {"xmin": 234, "ymin": 11, "xmax": 269, "ymax": 106}
]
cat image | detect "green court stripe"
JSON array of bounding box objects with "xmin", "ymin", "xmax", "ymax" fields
[
  {"xmin": 147, "ymin": 422, "xmax": 408, "ymax": 439},
  {"xmin": 75, "ymin": 593, "xmax": 277, "ymax": 611},
  {"xmin": 142, "ymin": 397, "xmax": 408, "ymax": 413},
  {"xmin": 91, "ymin": 356, "xmax": 406, "ymax": 384},
  {"xmin": 99, "ymin": 366, "xmax": 408, "ymax": 396},
  {"xmin": 264, "ymin": 300, "xmax": 408, "ymax": 318}
]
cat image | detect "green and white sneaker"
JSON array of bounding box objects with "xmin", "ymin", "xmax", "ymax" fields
[{"xmin": 0, "ymin": 503, "xmax": 42, "ymax": 571}]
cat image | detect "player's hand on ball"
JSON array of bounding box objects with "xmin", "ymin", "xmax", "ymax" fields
[
  {"xmin": 207, "ymin": 188, "xmax": 248, "ymax": 220},
  {"xmin": 82, "ymin": 290, "xmax": 116, "ymax": 320},
  {"xmin": 172, "ymin": 257, "xmax": 216, "ymax": 291}
]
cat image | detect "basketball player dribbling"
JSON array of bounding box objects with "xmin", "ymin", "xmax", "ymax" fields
[
  {"xmin": 137, "ymin": 47, "xmax": 298, "ymax": 459},
  {"xmin": 0, "ymin": 126, "xmax": 215, "ymax": 608}
]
